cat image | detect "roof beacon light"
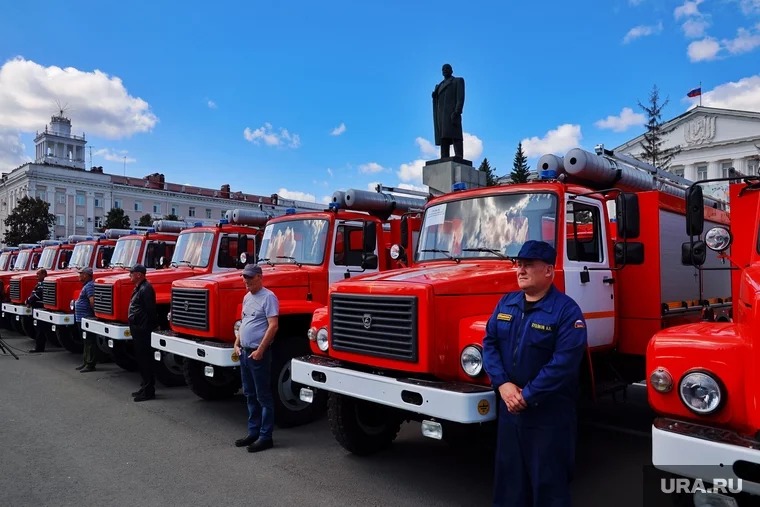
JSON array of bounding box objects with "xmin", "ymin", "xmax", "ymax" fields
[{"xmin": 452, "ymin": 182, "xmax": 467, "ymax": 192}]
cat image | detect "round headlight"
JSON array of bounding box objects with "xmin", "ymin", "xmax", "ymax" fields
[
  {"xmin": 316, "ymin": 327, "xmax": 329, "ymax": 352},
  {"xmin": 307, "ymin": 326, "xmax": 317, "ymax": 341},
  {"xmin": 679, "ymin": 371, "xmax": 722, "ymax": 414},
  {"xmin": 233, "ymin": 320, "xmax": 242, "ymax": 340},
  {"xmin": 649, "ymin": 368, "xmax": 673, "ymax": 393},
  {"xmin": 389, "ymin": 244, "xmax": 402, "ymax": 260},
  {"xmin": 705, "ymin": 227, "xmax": 732, "ymax": 252},
  {"xmin": 460, "ymin": 345, "xmax": 483, "ymax": 377},
  {"xmin": 239, "ymin": 252, "xmax": 248, "ymax": 264}
]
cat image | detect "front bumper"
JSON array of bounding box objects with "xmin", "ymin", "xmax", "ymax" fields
[
  {"xmin": 291, "ymin": 355, "xmax": 496, "ymax": 424},
  {"xmin": 652, "ymin": 418, "xmax": 760, "ymax": 496},
  {"xmin": 151, "ymin": 330, "xmax": 238, "ymax": 367},
  {"xmin": 2, "ymin": 303, "xmax": 32, "ymax": 317},
  {"xmin": 80, "ymin": 317, "xmax": 132, "ymax": 341},
  {"xmin": 34, "ymin": 309, "xmax": 75, "ymax": 326}
]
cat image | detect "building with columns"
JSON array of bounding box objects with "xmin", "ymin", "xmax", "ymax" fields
[
  {"xmin": 0, "ymin": 113, "xmax": 323, "ymax": 244},
  {"xmin": 614, "ymin": 106, "xmax": 760, "ymax": 201}
]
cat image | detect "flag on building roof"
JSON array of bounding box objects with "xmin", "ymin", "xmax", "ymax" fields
[{"xmin": 687, "ymin": 87, "xmax": 702, "ymax": 98}]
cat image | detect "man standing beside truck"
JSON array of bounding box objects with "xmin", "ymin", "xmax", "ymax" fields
[
  {"xmin": 128, "ymin": 264, "xmax": 157, "ymax": 402},
  {"xmin": 482, "ymin": 240, "xmax": 588, "ymax": 507},
  {"xmin": 75, "ymin": 267, "xmax": 97, "ymax": 372},
  {"xmin": 233, "ymin": 264, "xmax": 279, "ymax": 453},
  {"xmin": 26, "ymin": 268, "xmax": 48, "ymax": 353}
]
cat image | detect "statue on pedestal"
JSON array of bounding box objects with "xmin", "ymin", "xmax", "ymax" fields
[{"xmin": 432, "ymin": 63, "xmax": 465, "ymax": 159}]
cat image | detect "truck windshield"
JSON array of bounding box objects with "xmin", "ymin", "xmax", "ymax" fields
[
  {"xmin": 0, "ymin": 252, "xmax": 9, "ymax": 270},
  {"xmin": 110, "ymin": 239, "xmax": 142, "ymax": 268},
  {"xmin": 69, "ymin": 244, "xmax": 94, "ymax": 269},
  {"xmin": 416, "ymin": 192, "xmax": 558, "ymax": 262},
  {"xmin": 259, "ymin": 219, "xmax": 329, "ymax": 265},
  {"xmin": 38, "ymin": 248, "xmax": 57, "ymax": 269},
  {"xmin": 12, "ymin": 250, "xmax": 30, "ymax": 270},
  {"xmin": 171, "ymin": 232, "xmax": 215, "ymax": 268}
]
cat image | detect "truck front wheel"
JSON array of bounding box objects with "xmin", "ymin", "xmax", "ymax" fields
[
  {"xmin": 271, "ymin": 339, "xmax": 327, "ymax": 428},
  {"xmin": 56, "ymin": 326, "xmax": 83, "ymax": 353},
  {"xmin": 20, "ymin": 316, "xmax": 35, "ymax": 338},
  {"xmin": 328, "ymin": 393, "xmax": 402, "ymax": 456},
  {"xmin": 183, "ymin": 359, "xmax": 240, "ymax": 400},
  {"xmin": 154, "ymin": 352, "xmax": 186, "ymax": 387},
  {"xmin": 110, "ymin": 341, "xmax": 138, "ymax": 371}
]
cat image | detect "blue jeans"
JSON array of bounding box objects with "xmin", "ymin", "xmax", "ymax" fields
[{"xmin": 239, "ymin": 347, "xmax": 274, "ymax": 441}]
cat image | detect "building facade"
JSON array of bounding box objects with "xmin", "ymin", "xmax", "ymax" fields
[{"xmin": 0, "ymin": 114, "xmax": 323, "ymax": 243}]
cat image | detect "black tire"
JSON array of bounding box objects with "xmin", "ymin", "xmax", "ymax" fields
[
  {"xmin": 110, "ymin": 341, "xmax": 138, "ymax": 371},
  {"xmin": 183, "ymin": 359, "xmax": 240, "ymax": 400},
  {"xmin": 94, "ymin": 336, "xmax": 113, "ymax": 363},
  {"xmin": 56, "ymin": 325, "xmax": 83, "ymax": 353},
  {"xmin": 10, "ymin": 316, "xmax": 24, "ymax": 335},
  {"xmin": 271, "ymin": 338, "xmax": 328, "ymax": 428},
  {"xmin": 327, "ymin": 393, "xmax": 402, "ymax": 456},
  {"xmin": 154, "ymin": 352, "xmax": 186, "ymax": 387},
  {"xmin": 20, "ymin": 316, "xmax": 36, "ymax": 338}
]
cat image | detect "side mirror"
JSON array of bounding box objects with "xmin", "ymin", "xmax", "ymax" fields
[
  {"xmin": 60, "ymin": 261, "xmax": 67, "ymax": 269},
  {"xmin": 614, "ymin": 242, "xmax": 644, "ymax": 265},
  {"xmin": 390, "ymin": 244, "xmax": 405, "ymax": 262},
  {"xmin": 400, "ymin": 216, "xmax": 409, "ymax": 250},
  {"xmin": 615, "ymin": 193, "xmax": 640, "ymax": 239},
  {"xmin": 686, "ymin": 185, "xmax": 704, "ymax": 237},
  {"xmin": 361, "ymin": 254, "xmax": 378, "ymax": 270},
  {"xmin": 681, "ymin": 240, "xmax": 706, "ymax": 266},
  {"xmin": 239, "ymin": 252, "xmax": 248, "ymax": 264},
  {"xmin": 363, "ymin": 222, "xmax": 377, "ymax": 254}
]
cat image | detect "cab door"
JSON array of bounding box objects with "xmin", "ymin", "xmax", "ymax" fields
[
  {"xmin": 562, "ymin": 197, "xmax": 615, "ymax": 348},
  {"xmin": 329, "ymin": 220, "xmax": 380, "ymax": 284}
]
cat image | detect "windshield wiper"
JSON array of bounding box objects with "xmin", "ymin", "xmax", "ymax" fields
[
  {"xmin": 175, "ymin": 259, "xmax": 194, "ymax": 267},
  {"xmin": 258, "ymin": 257, "xmax": 274, "ymax": 266},
  {"xmin": 461, "ymin": 247, "xmax": 512, "ymax": 260},
  {"xmin": 419, "ymin": 249, "xmax": 460, "ymax": 263},
  {"xmin": 276, "ymin": 255, "xmax": 302, "ymax": 267}
]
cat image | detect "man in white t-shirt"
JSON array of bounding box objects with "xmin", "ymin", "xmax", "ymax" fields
[{"xmin": 233, "ymin": 264, "xmax": 279, "ymax": 452}]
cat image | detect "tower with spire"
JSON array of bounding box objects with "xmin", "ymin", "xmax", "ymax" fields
[{"xmin": 33, "ymin": 110, "xmax": 87, "ymax": 170}]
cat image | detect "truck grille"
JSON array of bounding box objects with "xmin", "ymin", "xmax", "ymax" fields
[
  {"xmin": 93, "ymin": 284, "xmax": 113, "ymax": 314},
  {"xmin": 331, "ymin": 294, "xmax": 418, "ymax": 362},
  {"xmin": 43, "ymin": 281, "xmax": 56, "ymax": 306},
  {"xmin": 9, "ymin": 279, "xmax": 20, "ymax": 301},
  {"xmin": 171, "ymin": 288, "xmax": 209, "ymax": 331}
]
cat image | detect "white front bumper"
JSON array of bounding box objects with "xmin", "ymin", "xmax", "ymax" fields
[
  {"xmin": 80, "ymin": 317, "xmax": 132, "ymax": 340},
  {"xmin": 33, "ymin": 309, "xmax": 75, "ymax": 326},
  {"xmin": 652, "ymin": 418, "xmax": 760, "ymax": 496},
  {"xmin": 2, "ymin": 303, "xmax": 32, "ymax": 316},
  {"xmin": 151, "ymin": 330, "xmax": 239, "ymax": 367},
  {"xmin": 291, "ymin": 356, "xmax": 496, "ymax": 424}
]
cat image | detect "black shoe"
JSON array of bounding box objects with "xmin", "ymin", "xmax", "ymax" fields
[
  {"xmin": 28, "ymin": 349, "xmax": 44, "ymax": 353},
  {"xmin": 131, "ymin": 389, "xmax": 144, "ymax": 397},
  {"xmin": 75, "ymin": 364, "xmax": 86, "ymax": 370},
  {"xmin": 246, "ymin": 438, "xmax": 273, "ymax": 453},
  {"xmin": 235, "ymin": 435, "xmax": 258, "ymax": 447},
  {"xmin": 80, "ymin": 366, "xmax": 96, "ymax": 373},
  {"xmin": 133, "ymin": 392, "xmax": 155, "ymax": 402}
]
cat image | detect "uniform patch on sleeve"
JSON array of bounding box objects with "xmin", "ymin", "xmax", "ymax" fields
[
  {"xmin": 574, "ymin": 320, "xmax": 586, "ymax": 329},
  {"xmin": 496, "ymin": 313, "xmax": 512, "ymax": 321}
]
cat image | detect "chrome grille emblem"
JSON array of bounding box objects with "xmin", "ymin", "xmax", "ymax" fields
[{"xmin": 362, "ymin": 313, "xmax": 372, "ymax": 330}]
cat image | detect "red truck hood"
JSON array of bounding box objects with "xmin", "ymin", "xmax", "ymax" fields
[{"xmin": 175, "ymin": 264, "xmax": 312, "ymax": 290}]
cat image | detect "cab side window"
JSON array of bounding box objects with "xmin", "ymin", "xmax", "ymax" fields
[
  {"xmin": 566, "ymin": 202, "xmax": 603, "ymax": 262},
  {"xmin": 334, "ymin": 225, "xmax": 366, "ymax": 266}
]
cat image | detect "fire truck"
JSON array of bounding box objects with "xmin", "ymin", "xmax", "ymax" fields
[
  {"xmin": 2, "ymin": 240, "xmax": 76, "ymax": 337},
  {"xmin": 291, "ymin": 146, "xmax": 733, "ymax": 455},
  {"xmin": 647, "ymin": 175, "xmax": 760, "ymax": 501},
  {"xmin": 0, "ymin": 243, "xmax": 43, "ymax": 330},
  {"xmin": 0, "ymin": 246, "xmax": 21, "ymax": 272},
  {"xmin": 150, "ymin": 189, "xmax": 423, "ymax": 426},
  {"xmin": 80, "ymin": 215, "xmax": 270, "ymax": 386}
]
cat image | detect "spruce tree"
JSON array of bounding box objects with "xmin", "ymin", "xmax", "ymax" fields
[
  {"xmin": 104, "ymin": 208, "xmax": 130, "ymax": 229},
  {"xmin": 509, "ymin": 142, "xmax": 531, "ymax": 183},
  {"xmin": 478, "ymin": 158, "xmax": 497, "ymax": 186},
  {"xmin": 637, "ymin": 85, "xmax": 680, "ymax": 171}
]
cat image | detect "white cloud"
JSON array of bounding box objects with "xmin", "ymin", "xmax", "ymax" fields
[
  {"xmin": 243, "ymin": 122, "xmax": 301, "ymax": 148},
  {"xmin": 0, "ymin": 57, "xmax": 158, "ymax": 138},
  {"xmin": 320, "ymin": 195, "xmax": 332, "ymax": 204},
  {"xmin": 687, "ymin": 37, "xmax": 721, "ymax": 61},
  {"xmin": 696, "ymin": 75, "xmax": 760, "ymax": 112},
  {"xmin": 397, "ymin": 183, "xmax": 429, "ymax": 193},
  {"xmin": 207, "ymin": 100, "xmax": 217, "ymax": 109},
  {"xmin": 674, "ymin": 0, "xmax": 704, "ymax": 20},
  {"xmin": 739, "ymin": 0, "xmax": 760, "ymax": 15},
  {"xmin": 327, "ymin": 168, "xmax": 333, "ymax": 177},
  {"xmin": 521, "ymin": 124, "xmax": 582, "ymax": 157},
  {"xmin": 276, "ymin": 188, "xmax": 316, "ymax": 202},
  {"xmin": 359, "ymin": 162, "xmax": 386, "ymax": 174},
  {"xmin": 366, "ymin": 181, "xmax": 381, "ymax": 192},
  {"xmin": 682, "ymin": 18, "xmax": 710, "ymax": 38},
  {"xmin": 463, "ymin": 133, "xmax": 484, "ymax": 161},
  {"xmin": 94, "ymin": 148, "xmax": 136, "ymax": 163},
  {"xmin": 623, "ymin": 22, "xmax": 663, "ymax": 44},
  {"xmin": 415, "ymin": 137, "xmax": 438, "ymax": 157},
  {"xmin": 397, "ymin": 159, "xmax": 426, "ymax": 184},
  {"xmin": 724, "ymin": 25, "xmax": 760, "ymax": 54},
  {"xmin": 330, "ymin": 122, "xmax": 346, "ymax": 136},
  {"xmin": 0, "ymin": 128, "xmax": 30, "ymax": 171},
  {"xmin": 594, "ymin": 107, "xmax": 645, "ymax": 132}
]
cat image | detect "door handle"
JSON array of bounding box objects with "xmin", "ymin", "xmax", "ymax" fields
[{"xmin": 603, "ymin": 277, "xmax": 615, "ymax": 285}]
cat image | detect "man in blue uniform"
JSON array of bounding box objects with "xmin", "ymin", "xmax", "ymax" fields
[{"xmin": 483, "ymin": 240, "xmax": 587, "ymax": 507}]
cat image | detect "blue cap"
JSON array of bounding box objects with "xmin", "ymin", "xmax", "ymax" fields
[
  {"xmin": 514, "ymin": 240, "xmax": 556, "ymax": 265},
  {"xmin": 241, "ymin": 264, "xmax": 263, "ymax": 277}
]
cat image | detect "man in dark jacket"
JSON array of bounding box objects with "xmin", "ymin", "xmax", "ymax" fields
[
  {"xmin": 27, "ymin": 268, "xmax": 48, "ymax": 353},
  {"xmin": 128, "ymin": 264, "xmax": 157, "ymax": 402}
]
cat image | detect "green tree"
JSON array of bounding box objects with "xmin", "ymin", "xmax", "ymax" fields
[
  {"xmin": 3, "ymin": 196, "xmax": 55, "ymax": 246},
  {"xmin": 104, "ymin": 208, "xmax": 130, "ymax": 229},
  {"xmin": 478, "ymin": 158, "xmax": 497, "ymax": 186},
  {"xmin": 163, "ymin": 213, "xmax": 179, "ymax": 221},
  {"xmin": 138, "ymin": 213, "xmax": 154, "ymax": 226},
  {"xmin": 509, "ymin": 142, "xmax": 531, "ymax": 183},
  {"xmin": 637, "ymin": 85, "xmax": 680, "ymax": 171}
]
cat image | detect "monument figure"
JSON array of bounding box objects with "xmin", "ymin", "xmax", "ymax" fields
[{"xmin": 432, "ymin": 63, "xmax": 465, "ymax": 159}]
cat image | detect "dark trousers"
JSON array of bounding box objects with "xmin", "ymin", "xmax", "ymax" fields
[
  {"xmin": 131, "ymin": 330, "xmax": 155, "ymax": 394},
  {"xmin": 239, "ymin": 347, "xmax": 274, "ymax": 441},
  {"xmin": 492, "ymin": 403, "xmax": 576, "ymax": 507},
  {"xmin": 79, "ymin": 322, "xmax": 97, "ymax": 368}
]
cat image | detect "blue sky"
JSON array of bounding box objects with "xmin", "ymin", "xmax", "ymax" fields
[{"xmin": 1, "ymin": 0, "xmax": 759, "ymax": 204}]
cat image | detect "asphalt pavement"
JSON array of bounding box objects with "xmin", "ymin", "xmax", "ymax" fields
[{"xmin": 0, "ymin": 330, "xmax": 653, "ymax": 507}]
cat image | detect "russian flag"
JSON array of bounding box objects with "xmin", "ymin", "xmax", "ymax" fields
[{"xmin": 687, "ymin": 87, "xmax": 702, "ymax": 98}]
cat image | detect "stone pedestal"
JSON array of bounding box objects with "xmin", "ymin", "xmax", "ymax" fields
[{"xmin": 422, "ymin": 158, "xmax": 486, "ymax": 196}]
